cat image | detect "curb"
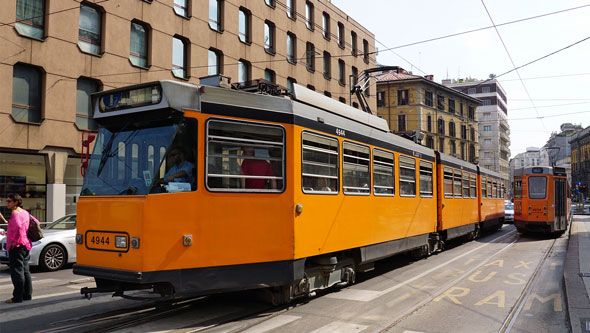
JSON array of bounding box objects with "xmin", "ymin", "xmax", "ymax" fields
[{"xmin": 563, "ymin": 216, "xmax": 590, "ymax": 333}]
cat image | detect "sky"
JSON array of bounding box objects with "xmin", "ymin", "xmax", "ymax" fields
[{"xmin": 331, "ymin": 0, "xmax": 590, "ymax": 158}]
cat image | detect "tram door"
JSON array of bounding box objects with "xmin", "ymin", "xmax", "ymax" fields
[{"xmin": 554, "ymin": 178, "xmax": 566, "ymax": 230}]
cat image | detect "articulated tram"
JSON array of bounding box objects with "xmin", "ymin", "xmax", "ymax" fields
[
  {"xmin": 74, "ymin": 80, "xmax": 505, "ymax": 302},
  {"xmin": 513, "ymin": 166, "xmax": 571, "ymax": 235}
]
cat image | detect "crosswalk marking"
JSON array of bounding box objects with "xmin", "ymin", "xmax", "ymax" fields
[
  {"xmin": 308, "ymin": 321, "xmax": 368, "ymax": 333},
  {"xmin": 241, "ymin": 315, "xmax": 301, "ymax": 333}
]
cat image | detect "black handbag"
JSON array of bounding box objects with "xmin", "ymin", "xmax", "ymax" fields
[{"xmin": 27, "ymin": 214, "xmax": 44, "ymax": 242}]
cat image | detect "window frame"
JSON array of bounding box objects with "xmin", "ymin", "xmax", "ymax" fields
[
  {"xmin": 342, "ymin": 141, "xmax": 371, "ymax": 196},
  {"xmin": 323, "ymin": 51, "xmax": 331, "ymax": 80},
  {"xmin": 470, "ymin": 173, "xmax": 477, "ymax": 198},
  {"xmin": 301, "ymin": 131, "xmax": 340, "ymax": 195},
  {"xmin": 208, "ymin": 48, "xmax": 222, "ymax": 75},
  {"xmin": 425, "ymin": 91, "xmax": 433, "ymax": 107},
  {"xmin": 286, "ymin": 0, "xmax": 296, "ymax": 20},
  {"xmin": 172, "ymin": 35, "xmax": 189, "ymax": 79},
  {"xmin": 373, "ymin": 148, "xmax": 395, "ymax": 197},
  {"xmin": 363, "ymin": 39, "xmax": 369, "ymax": 64},
  {"xmin": 173, "ymin": 0, "xmax": 189, "ymax": 18},
  {"xmin": 237, "ymin": 59, "xmax": 250, "ymax": 83},
  {"xmin": 264, "ymin": 68, "xmax": 275, "ymax": 83},
  {"xmin": 264, "ymin": 20, "xmax": 275, "ymax": 55},
  {"xmin": 129, "ymin": 20, "xmax": 150, "ymax": 68},
  {"xmin": 350, "ymin": 31, "xmax": 358, "ymax": 56},
  {"xmin": 11, "ymin": 63, "xmax": 44, "ymax": 124},
  {"xmin": 337, "ymin": 22, "xmax": 345, "ymax": 49},
  {"xmin": 205, "ymin": 118, "xmax": 285, "ymax": 193},
  {"xmin": 306, "ymin": 42, "xmax": 315, "ymax": 72},
  {"xmin": 397, "ymin": 114, "xmax": 406, "ymax": 132},
  {"xmin": 399, "ymin": 155, "xmax": 416, "ymax": 197},
  {"xmin": 419, "ymin": 160, "xmax": 433, "ymax": 198},
  {"xmin": 238, "ymin": 7, "xmax": 251, "ymax": 44},
  {"xmin": 338, "ymin": 59, "xmax": 345, "ymax": 86},
  {"xmin": 15, "ymin": 0, "xmax": 46, "ymax": 40},
  {"xmin": 453, "ymin": 169, "xmax": 462, "ymax": 198},
  {"xmin": 208, "ymin": 0, "xmax": 223, "ymax": 32},
  {"xmin": 75, "ymin": 77, "xmax": 101, "ymax": 131},
  {"xmin": 78, "ymin": 2, "xmax": 104, "ymax": 56},
  {"xmin": 322, "ymin": 12, "xmax": 330, "ymax": 40},
  {"xmin": 398, "ymin": 89, "xmax": 409, "ymax": 105},
  {"xmin": 286, "ymin": 32, "xmax": 296, "ymax": 64},
  {"xmin": 305, "ymin": 1, "xmax": 314, "ymax": 30}
]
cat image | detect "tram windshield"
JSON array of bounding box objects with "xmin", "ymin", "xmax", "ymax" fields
[
  {"xmin": 81, "ymin": 118, "xmax": 197, "ymax": 196},
  {"xmin": 528, "ymin": 176, "xmax": 547, "ymax": 199}
]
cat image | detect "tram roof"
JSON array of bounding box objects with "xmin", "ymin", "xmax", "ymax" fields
[
  {"xmin": 478, "ymin": 166, "xmax": 503, "ymax": 179},
  {"xmin": 514, "ymin": 166, "xmax": 565, "ymax": 176},
  {"xmin": 437, "ymin": 152, "xmax": 478, "ymax": 173}
]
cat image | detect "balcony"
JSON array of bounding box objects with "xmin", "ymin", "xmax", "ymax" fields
[{"xmin": 500, "ymin": 129, "xmax": 510, "ymax": 142}]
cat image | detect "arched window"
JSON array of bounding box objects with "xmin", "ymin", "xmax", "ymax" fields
[
  {"xmin": 438, "ymin": 118, "xmax": 445, "ymax": 135},
  {"xmin": 449, "ymin": 121, "xmax": 455, "ymax": 137},
  {"xmin": 427, "ymin": 114, "xmax": 432, "ymax": 132}
]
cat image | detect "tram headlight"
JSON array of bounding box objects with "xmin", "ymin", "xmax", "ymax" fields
[
  {"xmin": 115, "ymin": 236, "xmax": 127, "ymax": 248},
  {"xmin": 76, "ymin": 234, "xmax": 83, "ymax": 244},
  {"xmin": 131, "ymin": 237, "xmax": 140, "ymax": 249}
]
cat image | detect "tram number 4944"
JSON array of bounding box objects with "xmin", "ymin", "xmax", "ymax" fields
[
  {"xmin": 89, "ymin": 236, "xmax": 110, "ymax": 245},
  {"xmin": 336, "ymin": 128, "xmax": 346, "ymax": 137}
]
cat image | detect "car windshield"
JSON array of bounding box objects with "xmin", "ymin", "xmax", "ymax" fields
[
  {"xmin": 505, "ymin": 203, "xmax": 514, "ymax": 210},
  {"xmin": 45, "ymin": 215, "xmax": 77, "ymax": 230}
]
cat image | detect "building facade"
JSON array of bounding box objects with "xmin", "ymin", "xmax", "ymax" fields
[
  {"xmin": 0, "ymin": 0, "xmax": 376, "ymax": 221},
  {"xmin": 443, "ymin": 79, "xmax": 510, "ymax": 182},
  {"xmin": 542, "ymin": 123, "xmax": 582, "ymax": 185},
  {"xmin": 570, "ymin": 125, "xmax": 590, "ymax": 198},
  {"xmin": 376, "ymin": 68, "xmax": 480, "ymax": 163}
]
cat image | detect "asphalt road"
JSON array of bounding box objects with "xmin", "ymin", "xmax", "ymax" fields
[{"xmin": 0, "ymin": 224, "xmax": 570, "ymax": 332}]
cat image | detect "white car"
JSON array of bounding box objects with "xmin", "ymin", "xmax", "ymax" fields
[
  {"xmin": 504, "ymin": 200, "xmax": 514, "ymax": 223},
  {"xmin": 0, "ymin": 214, "xmax": 77, "ymax": 271}
]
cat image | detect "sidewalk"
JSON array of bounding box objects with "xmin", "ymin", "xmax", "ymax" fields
[{"xmin": 564, "ymin": 214, "xmax": 590, "ymax": 333}]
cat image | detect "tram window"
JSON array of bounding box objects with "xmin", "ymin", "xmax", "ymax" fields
[
  {"xmin": 528, "ymin": 176, "xmax": 547, "ymax": 199},
  {"xmin": 373, "ymin": 149, "xmax": 394, "ymax": 196},
  {"xmin": 481, "ymin": 177, "xmax": 487, "ymax": 198},
  {"xmin": 343, "ymin": 142, "xmax": 370, "ymax": 195},
  {"xmin": 159, "ymin": 146, "xmax": 167, "ymax": 178},
  {"xmin": 419, "ymin": 161, "xmax": 433, "ymax": 197},
  {"xmin": 444, "ymin": 167, "xmax": 453, "ymax": 198},
  {"xmin": 487, "ymin": 180, "xmax": 493, "ymax": 198},
  {"xmin": 462, "ymin": 172, "xmax": 470, "ymax": 198},
  {"xmin": 470, "ymin": 173, "xmax": 477, "ymax": 198},
  {"xmin": 454, "ymin": 169, "xmax": 462, "ymax": 198},
  {"xmin": 131, "ymin": 144, "xmax": 139, "ymax": 179},
  {"xmin": 492, "ymin": 181, "xmax": 497, "ymax": 198},
  {"xmin": 206, "ymin": 119, "xmax": 284, "ymax": 192},
  {"xmin": 301, "ymin": 131, "xmax": 339, "ymax": 194},
  {"xmin": 513, "ymin": 178, "xmax": 522, "ymax": 199},
  {"xmin": 399, "ymin": 156, "xmax": 416, "ymax": 196}
]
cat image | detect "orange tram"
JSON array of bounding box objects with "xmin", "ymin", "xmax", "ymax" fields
[
  {"xmin": 513, "ymin": 166, "xmax": 571, "ymax": 235},
  {"xmin": 74, "ymin": 80, "xmax": 506, "ymax": 302}
]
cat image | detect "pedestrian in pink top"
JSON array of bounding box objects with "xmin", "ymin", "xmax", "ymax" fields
[{"xmin": 4, "ymin": 193, "xmax": 33, "ymax": 304}]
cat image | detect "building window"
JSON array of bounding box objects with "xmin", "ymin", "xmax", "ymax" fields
[
  {"xmin": 449, "ymin": 121, "xmax": 455, "ymax": 137},
  {"xmin": 78, "ymin": 3, "xmax": 102, "ymax": 55},
  {"xmin": 377, "ymin": 91, "xmax": 385, "ymax": 107},
  {"xmin": 173, "ymin": 0, "xmax": 188, "ymax": 17},
  {"xmin": 339, "ymin": 97, "xmax": 346, "ymax": 104},
  {"xmin": 483, "ymin": 112, "xmax": 491, "ymax": 118},
  {"xmin": 287, "ymin": 77, "xmax": 296, "ymax": 93},
  {"xmin": 286, "ymin": 32, "xmax": 296, "ymax": 64},
  {"xmin": 264, "ymin": 69, "xmax": 275, "ymax": 83},
  {"xmin": 238, "ymin": 59, "xmax": 250, "ymax": 83},
  {"xmin": 12, "ymin": 63, "xmax": 42, "ymax": 123},
  {"xmin": 264, "ymin": 0, "xmax": 275, "ymax": 8},
  {"xmin": 468, "ymin": 105, "xmax": 475, "ymax": 119},
  {"xmin": 322, "ymin": 12, "xmax": 330, "ymax": 39},
  {"xmin": 482, "ymin": 99, "xmax": 491, "ymax": 106},
  {"xmin": 373, "ymin": 149, "xmax": 394, "ymax": 196},
  {"xmin": 130, "ymin": 21, "xmax": 149, "ymax": 68},
  {"xmin": 470, "ymin": 126, "xmax": 475, "ymax": 141},
  {"xmin": 484, "ymin": 125, "xmax": 492, "ymax": 132},
  {"xmin": 208, "ymin": 48, "xmax": 222, "ymax": 75},
  {"xmin": 338, "ymin": 59, "xmax": 345, "ymax": 86},
  {"xmin": 461, "ymin": 142, "xmax": 466, "ymax": 160},
  {"xmin": 264, "ymin": 20, "xmax": 275, "ymax": 54},
  {"xmin": 398, "ymin": 114, "xmax": 406, "ymax": 132},
  {"xmin": 450, "ymin": 140, "xmax": 456, "ymax": 156},
  {"xmin": 350, "ymin": 31, "xmax": 358, "ymax": 56},
  {"xmin": 438, "ymin": 118, "xmax": 445, "ymax": 135},
  {"xmin": 15, "ymin": 0, "xmax": 45, "ymax": 39},
  {"xmin": 238, "ymin": 7, "xmax": 251, "ymax": 43},
  {"xmin": 439, "ymin": 138, "xmax": 445, "ymax": 153},
  {"xmin": 306, "ymin": 42, "xmax": 315, "ymax": 72},
  {"xmin": 399, "ymin": 156, "xmax": 416, "ymax": 196},
  {"xmin": 323, "ymin": 51, "xmax": 331, "ymax": 79},
  {"xmin": 460, "ymin": 103, "xmax": 464, "ymax": 116},
  {"xmin": 484, "ymin": 152, "xmax": 491, "ymax": 158},
  {"xmin": 302, "ymin": 132, "xmax": 339, "ymax": 193},
  {"xmin": 324, "ymin": 91, "xmax": 331, "ymax": 97},
  {"xmin": 484, "ymin": 138, "xmax": 492, "ymax": 144},
  {"xmin": 426, "ymin": 136, "xmax": 434, "ymax": 149},
  {"xmin": 363, "ymin": 39, "xmax": 369, "ymax": 64},
  {"xmin": 305, "ymin": 1, "xmax": 314, "ymax": 30},
  {"xmin": 425, "ymin": 91, "xmax": 433, "ymax": 107},
  {"xmin": 307, "ymin": 84, "xmax": 315, "ymax": 91},
  {"xmin": 427, "ymin": 114, "xmax": 432, "ymax": 132},
  {"xmin": 337, "ymin": 22, "xmax": 344, "ymax": 48},
  {"xmin": 437, "ymin": 95, "xmax": 445, "ymax": 110},
  {"xmin": 398, "ymin": 90, "xmax": 409, "ymax": 105},
  {"xmin": 76, "ymin": 77, "xmax": 100, "ymax": 130},
  {"xmin": 461, "ymin": 124, "xmax": 467, "ymax": 139},
  {"xmin": 286, "ymin": 0, "xmax": 295, "ymax": 19},
  {"xmin": 172, "ymin": 36, "xmax": 188, "ymax": 79},
  {"xmin": 343, "ymin": 142, "xmax": 370, "ymax": 195},
  {"xmin": 482, "ymin": 87, "xmax": 490, "ymax": 93},
  {"xmin": 351, "ymin": 66, "xmax": 358, "ymax": 86},
  {"xmin": 209, "ymin": 0, "xmax": 222, "ymax": 31},
  {"xmin": 468, "ymin": 88, "xmax": 476, "ymax": 94},
  {"xmin": 449, "ymin": 99, "xmax": 455, "ymax": 113}
]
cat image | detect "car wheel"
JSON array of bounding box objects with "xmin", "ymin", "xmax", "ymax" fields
[{"xmin": 39, "ymin": 244, "xmax": 67, "ymax": 271}]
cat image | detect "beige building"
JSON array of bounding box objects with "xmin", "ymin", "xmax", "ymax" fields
[
  {"xmin": 376, "ymin": 67, "xmax": 480, "ymax": 163},
  {"xmin": 0, "ymin": 0, "xmax": 376, "ymax": 221}
]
